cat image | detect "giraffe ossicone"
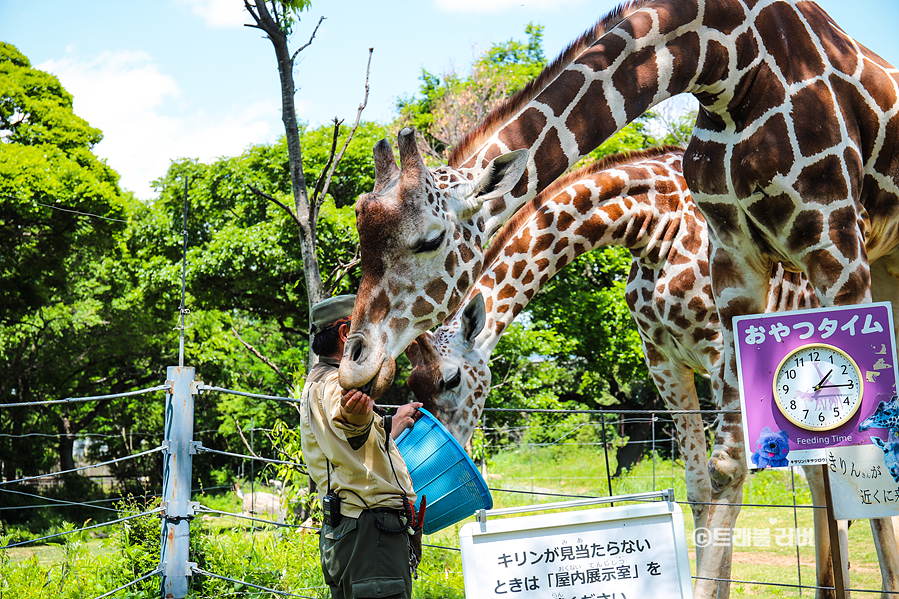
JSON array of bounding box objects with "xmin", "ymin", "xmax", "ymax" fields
[{"xmin": 339, "ymin": 128, "xmax": 528, "ymax": 397}]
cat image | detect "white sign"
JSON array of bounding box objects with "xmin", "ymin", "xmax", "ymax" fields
[
  {"xmin": 459, "ymin": 501, "xmax": 693, "ymax": 599},
  {"xmin": 827, "ymin": 444, "xmax": 899, "ymax": 520}
]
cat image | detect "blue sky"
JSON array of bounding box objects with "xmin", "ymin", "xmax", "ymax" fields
[{"xmin": 2, "ymin": 0, "xmax": 897, "ymax": 199}]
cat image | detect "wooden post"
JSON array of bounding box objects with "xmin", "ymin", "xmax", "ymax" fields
[{"xmin": 821, "ymin": 464, "xmax": 847, "ymax": 599}]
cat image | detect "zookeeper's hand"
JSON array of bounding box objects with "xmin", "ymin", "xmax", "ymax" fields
[
  {"xmin": 391, "ymin": 402, "xmax": 423, "ymax": 439},
  {"xmin": 340, "ymin": 388, "xmax": 374, "ymax": 421}
]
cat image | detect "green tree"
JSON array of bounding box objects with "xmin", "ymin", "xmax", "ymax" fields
[{"xmin": 0, "ymin": 42, "xmax": 166, "ymax": 481}]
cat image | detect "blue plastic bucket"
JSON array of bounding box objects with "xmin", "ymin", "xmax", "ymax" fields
[{"xmin": 395, "ymin": 408, "xmax": 492, "ymax": 534}]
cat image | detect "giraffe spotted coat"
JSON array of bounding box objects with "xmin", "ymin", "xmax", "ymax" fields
[{"xmin": 345, "ymin": 1, "xmax": 899, "ymax": 596}]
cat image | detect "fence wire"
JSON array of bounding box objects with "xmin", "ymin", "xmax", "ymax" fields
[
  {"xmin": 0, "ymin": 384, "xmax": 170, "ymax": 409},
  {"xmin": 0, "ymin": 445, "xmax": 165, "ymax": 487},
  {"xmin": 196, "ymin": 505, "xmax": 319, "ymax": 531},
  {"xmin": 191, "ymin": 566, "xmax": 322, "ymax": 598},
  {"xmin": 196, "ymin": 444, "xmax": 305, "ymax": 469},
  {"xmin": 1, "ymin": 506, "xmax": 165, "ymax": 549},
  {"xmin": 92, "ymin": 566, "xmax": 162, "ymax": 599},
  {"xmin": 198, "ymin": 384, "xmax": 295, "ymax": 403}
]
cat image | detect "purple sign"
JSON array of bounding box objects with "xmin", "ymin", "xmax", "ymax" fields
[{"xmin": 734, "ymin": 303, "xmax": 898, "ymax": 469}]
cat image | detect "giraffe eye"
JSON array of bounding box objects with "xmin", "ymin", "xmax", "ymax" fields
[
  {"xmin": 414, "ymin": 230, "xmax": 446, "ymax": 254},
  {"xmin": 444, "ymin": 368, "xmax": 462, "ymax": 390}
]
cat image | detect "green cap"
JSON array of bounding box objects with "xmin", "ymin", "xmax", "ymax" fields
[{"xmin": 310, "ymin": 294, "xmax": 356, "ymax": 332}]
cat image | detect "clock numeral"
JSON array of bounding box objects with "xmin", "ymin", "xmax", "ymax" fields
[
  {"xmin": 782, "ymin": 384, "xmax": 789, "ymax": 395},
  {"xmin": 818, "ymin": 412, "xmax": 826, "ymax": 422},
  {"xmin": 834, "ymin": 407, "xmax": 840, "ymax": 419},
  {"xmin": 808, "ymin": 351, "xmax": 819, "ymax": 362},
  {"xmin": 843, "ymin": 397, "xmax": 850, "ymax": 406},
  {"xmin": 829, "ymin": 354, "xmax": 834, "ymax": 364},
  {"xmin": 847, "ymin": 379, "xmax": 854, "ymax": 390},
  {"xmin": 841, "ymin": 364, "xmax": 848, "ymax": 375},
  {"xmin": 790, "ymin": 400, "xmax": 796, "ymax": 410},
  {"xmin": 803, "ymin": 409, "xmax": 809, "ymax": 419},
  {"xmin": 786, "ymin": 369, "xmax": 797, "ymax": 380},
  {"xmin": 794, "ymin": 357, "xmax": 804, "ymax": 368}
]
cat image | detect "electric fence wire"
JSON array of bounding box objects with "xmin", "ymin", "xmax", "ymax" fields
[
  {"xmin": 0, "ymin": 484, "xmax": 234, "ymax": 512},
  {"xmin": 196, "ymin": 505, "xmax": 319, "ymax": 531},
  {"xmin": 191, "ymin": 565, "xmax": 323, "ymax": 599},
  {"xmin": 91, "ymin": 566, "xmax": 163, "ymax": 599},
  {"xmin": 195, "ymin": 444, "xmax": 306, "ymax": 470},
  {"xmin": 198, "ymin": 384, "xmax": 295, "ymax": 403},
  {"xmin": 482, "ymin": 407, "xmax": 738, "ymax": 415},
  {"xmin": 0, "ymin": 487, "xmax": 120, "ymax": 512},
  {"xmin": 1, "ymin": 506, "xmax": 166, "ymax": 549},
  {"xmin": 0, "ymin": 445, "xmax": 165, "ymax": 487},
  {"xmin": 692, "ymin": 575, "xmax": 896, "ymax": 595},
  {"xmin": 0, "ymin": 431, "xmax": 162, "ymax": 439},
  {"xmin": 487, "ymin": 486, "xmax": 827, "ymax": 510},
  {"xmin": 0, "ymin": 384, "xmax": 171, "ymax": 409}
]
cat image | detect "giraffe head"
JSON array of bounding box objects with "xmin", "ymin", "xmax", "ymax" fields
[
  {"xmin": 405, "ymin": 293, "xmax": 490, "ymax": 445},
  {"xmin": 339, "ymin": 128, "xmax": 527, "ymax": 397}
]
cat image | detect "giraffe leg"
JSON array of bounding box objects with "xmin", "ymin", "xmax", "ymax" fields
[
  {"xmin": 803, "ymin": 465, "xmax": 851, "ymax": 599},
  {"xmin": 693, "ymin": 247, "xmax": 774, "ymax": 599},
  {"xmin": 646, "ymin": 363, "xmax": 712, "ymax": 565}
]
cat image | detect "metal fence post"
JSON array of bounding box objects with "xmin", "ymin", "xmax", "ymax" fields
[{"xmin": 160, "ymin": 366, "xmax": 199, "ymax": 599}]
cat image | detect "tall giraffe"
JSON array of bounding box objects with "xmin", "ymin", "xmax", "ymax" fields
[
  {"xmin": 404, "ymin": 148, "xmax": 862, "ymax": 598},
  {"xmin": 341, "ymin": 3, "xmax": 898, "ymax": 595}
]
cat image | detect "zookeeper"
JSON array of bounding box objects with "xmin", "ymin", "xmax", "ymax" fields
[{"xmin": 300, "ymin": 294, "xmax": 425, "ymax": 599}]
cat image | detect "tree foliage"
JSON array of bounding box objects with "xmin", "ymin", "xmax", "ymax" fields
[
  {"xmin": 398, "ymin": 24, "xmax": 546, "ymax": 159},
  {"xmin": 0, "ymin": 19, "xmax": 704, "ymax": 518}
]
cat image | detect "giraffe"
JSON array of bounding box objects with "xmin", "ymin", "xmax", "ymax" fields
[
  {"xmin": 341, "ymin": 2, "xmax": 899, "ymax": 595},
  {"xmin": 403, "ymin": 147, "xmax": 858, "ymax": 598}
]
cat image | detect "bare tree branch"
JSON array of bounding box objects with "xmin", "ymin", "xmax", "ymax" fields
[
  {"xmin": 310, "ymin": 118, "xmax": 343, "ymax": 204},
  {"xmin": 314, "ymin": 47, "xmax": 373, "ymax": 217},
  {"xmin": 324, "ymin": 246, "xmax": 361, "ymax": 296},
  {"xmin": 291, "ymin": 15, "xmax": 326, "ymax": 62},
  {"xmin": 242, "ymin": 0, "xmax": 263, "ymax": 30},
  {"xmin": 234, "ymin": 418, "xmax": 260, "ymax": 458},
  {"xmin": 247, "ymin": 185, "xmax": 304, "ymax": 229},
  {"xmin": 487, "ymin": 360, "xmax": 516, "ymax": 391},
  {"xmin": 231, "ymin": 327, "xmax": 294, "ymax": 392}
]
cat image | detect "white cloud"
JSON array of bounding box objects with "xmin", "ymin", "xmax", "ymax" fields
[
  {"xmin": 38, "ymin": 51, "xmax": 278, "ymax": 199},
  {"xmin": 434, "ymin": 0, "xmax": 584, "ymax": 13},
  {"xmin": 178, "ymin": 0, "xmax": 250, "ymax": 28}
]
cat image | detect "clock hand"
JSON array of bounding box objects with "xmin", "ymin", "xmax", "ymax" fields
[
  {"xmin": 819, "ymin": 383, "xmax": 853, "ymax": 388},
  {"xmin": 813, "ymin": 370, "xmax": 833, "ymax": 392}
]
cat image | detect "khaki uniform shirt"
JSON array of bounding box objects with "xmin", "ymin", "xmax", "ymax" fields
[{"xmin": 300, "ymin": 356, "xmax": 416, "ymax": 518}]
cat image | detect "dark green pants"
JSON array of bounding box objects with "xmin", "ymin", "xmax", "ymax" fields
[{"xmin": 319, "ymin": 509, "xmax": 413, "ymax": 599}]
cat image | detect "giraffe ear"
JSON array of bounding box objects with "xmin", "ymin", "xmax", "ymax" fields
[
  {"xmin": 461, "ymin": 149, "xmax": 529, "ymax": 219},
  {"xmin": 405, "ymin": 338, "xmax": 422, "ymax": 367},
  {"xmin": 373, "ymin": 139, "xmax": 399, "ymax": 193},
  {"xmin": 460, "ymin": 293, "xmax": 486, "ymax": 348}
]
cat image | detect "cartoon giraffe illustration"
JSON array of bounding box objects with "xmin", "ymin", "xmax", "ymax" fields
[{"xmin": 404, "ymin": 148, "xmax": 862, "ymax": 596}]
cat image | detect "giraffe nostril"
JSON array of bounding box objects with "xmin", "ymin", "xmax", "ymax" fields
[{"xmin": 348, "ymin": 338, "xmax": 365, "ymax": 363}]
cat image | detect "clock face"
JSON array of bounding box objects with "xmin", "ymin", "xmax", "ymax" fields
[{"xmin": 772, "ymin": 343, "xmax": 863, "ymax": 431}]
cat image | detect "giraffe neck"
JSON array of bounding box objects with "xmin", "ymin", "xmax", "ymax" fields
[
  {"xmin": 453, "ymin": 0, "xmax": 719, "ymax": 236},
  {"xmin": 464, "ymin": 150, "xmax": 687, "ymax": 355}
]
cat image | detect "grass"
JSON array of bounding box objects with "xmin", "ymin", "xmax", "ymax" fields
[{"xmin": 0, "ymin": 444, "xmax": 892, "ymax": 598}]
